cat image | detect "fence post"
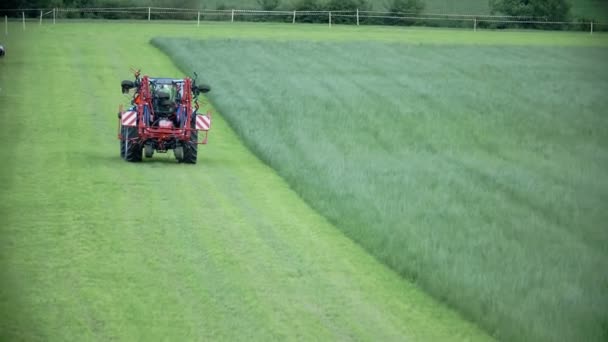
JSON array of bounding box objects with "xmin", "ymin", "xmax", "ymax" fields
[
  {"xmin": 148, "ymin": 7, "xmax": 151, "ymax": 21},
  {"xmin": 197, "ymin": 11, "xmax": 200, "ymax": 27},
  {"xmin": 22, "ymin": 12, "xmax": 25, "ymax": 30},
  {"xmin": 329, "ymin": 11, "xmax": 331, "ymax": 28},
  {"xmin": 53, "ymin": 8, "xmax": 56, "ymax": 24},
  {"xmin": 292, "ymin": 10, "xmax": 296, "ymax": 24},
  {"xmin": 474, "ymin": 18, "xmax": 477, "ymax": 31},
  {"xmin": 590, "ymin": 21, "xmax": 593, "ymax": 35},
  {"xmin": 231, "ymin": 9, "xmax": 235, "ymax": 23},
  {"xmin": 356, "ymin": 8, "xmax": 359, "ymax": 26},
  {"xmin": 40, "ymin": 10, "xmax": 43, "ymax": 25}
]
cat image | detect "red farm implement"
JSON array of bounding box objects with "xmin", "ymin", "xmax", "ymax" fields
[{"xmin": 118, "ymin": 70, "xmax": 212, "ymax": 163}]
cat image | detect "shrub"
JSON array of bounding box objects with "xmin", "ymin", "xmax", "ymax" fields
[{"xmin": 490, "ymin": 0, "xmax": 570, "ymax": 21}]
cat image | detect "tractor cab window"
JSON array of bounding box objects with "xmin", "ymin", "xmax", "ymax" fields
[{"xmin": 153, "ymin": 83, "xmax": 177, "ymax": 116}]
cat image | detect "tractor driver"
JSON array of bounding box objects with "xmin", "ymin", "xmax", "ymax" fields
[{"xmin": 155, "ymin": 84, "xmax": 177, "ymax": 115}]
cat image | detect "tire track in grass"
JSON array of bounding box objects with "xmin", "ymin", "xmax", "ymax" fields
[
  {"xmin": 0, "ymin": 31, "xmax": 43, "ymax": 340},
  {"xmin": 102, "ymin": 36, "xmax": 282, "ymax": 337},
  {"xmin": 84, "ymin": 40, "xmax": 228, "ymax": 340},
  {"xmin": 112, "ymin": 36, "xmax": 265, "ymax": 340},
  {"xmin": 64, "ymin": 35, "xmax": 130, "ymax": 341}
]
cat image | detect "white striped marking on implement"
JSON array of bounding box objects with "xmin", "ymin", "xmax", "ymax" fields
[
  {"xmin": 121, "ymin": 111, "xmax": 137, "ymax": 127},
  {"xmin": 196, "ymin": 114, "xmax": 211, "ymax": 131}
]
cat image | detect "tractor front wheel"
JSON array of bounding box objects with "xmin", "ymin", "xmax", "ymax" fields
[{"xmin": 144, "ymin": 144, "xmax": 154, "ymax": 158}]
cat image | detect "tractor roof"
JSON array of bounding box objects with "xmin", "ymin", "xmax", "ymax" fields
[{"xmin": 149, "ymin": 77, "xmax": 186, "ymax": 85}]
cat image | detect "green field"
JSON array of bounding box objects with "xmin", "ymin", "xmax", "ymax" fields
[
  {"xmin": 152, "ymin": 32, "xmax": 608, "ymax": 341},
  {"xmin": 1, "ymin": 21, "xmax": 607, "ymax": 342},
  {"xmin": 0, "ymin": 22, "xmax": 494, "ymax": 341}
]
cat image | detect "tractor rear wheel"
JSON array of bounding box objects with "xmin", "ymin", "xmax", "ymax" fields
[
  {"xmin": 120, "ymin": 126, "xmax": 126, "ymax": 159},
  {"xmin": 124, "ymin": 126, "xmax": 142, "ymax": 162},
  {"xmin": 182, "ymin": 130, "xmax": 198, "ymax": 164}
]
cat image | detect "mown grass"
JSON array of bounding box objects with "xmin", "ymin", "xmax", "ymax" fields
[
  {"xmin": 154, "ymin": 37, "xmax": 608, "ymax": 342},
  {"xmin": 0, "ymin": 22, "xmax": 494, "ymax": 341}
]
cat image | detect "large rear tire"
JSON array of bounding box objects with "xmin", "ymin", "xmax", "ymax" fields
[
  {"xmin": 120, "ymin": 126, "xmax": 126, "ymax": 159},
  {"xmin": 124, "ymin": 126, "xmax": 142, "ymax": 162},
  {"xmin": 182, "ymin": 122, "xmax": 198, "ymax": 164}
]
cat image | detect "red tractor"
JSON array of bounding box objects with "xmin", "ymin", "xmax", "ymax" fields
[{"xmin": 118, "ymin": 70, "xmax": 212, "ymax": 163}]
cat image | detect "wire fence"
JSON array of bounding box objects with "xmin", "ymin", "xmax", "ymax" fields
[{"xmin": 1, "ymin": 7, "xmax": 606, "ymax": 33}]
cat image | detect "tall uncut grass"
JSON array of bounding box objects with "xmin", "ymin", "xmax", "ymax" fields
[{"xmin": 154, "ymin": 38, "xmax": 608, "ymax": 342}]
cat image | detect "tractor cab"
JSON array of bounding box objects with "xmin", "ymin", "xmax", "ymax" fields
[
  {"xmin": 151, "ymin": 81, "xmax": 179, "ymax": 117},
  {"xmin": 149, "ymin": 79, "xmax": 184, "ymax": 128}
]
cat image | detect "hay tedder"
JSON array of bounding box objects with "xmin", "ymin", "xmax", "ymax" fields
[{"xmin": 117, "ymin": 70, "xmax": 212, "ymax": 163}]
